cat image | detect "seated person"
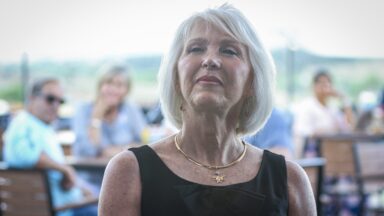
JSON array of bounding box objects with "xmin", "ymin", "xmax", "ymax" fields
[
  {"xmin": 243, "ymin": 108, "xmax": 294, "ymax": 159},
  {"xmin": 72, "ymin": 63, "xmax": 147, "ymax": 159},
  {"xmin": 355, "ymin": 88, "xmax": 384, "ymax": 134},
  {"xmin": 72, "ymin": 63, "xmax": 147, "ymax": 185},
  {"xmin": 3, "ymin": 78, "xmax": 97, "ymax": 216},
  {"xmin": 293, "ymin": 69, "xmax": 354, "ymax": 157}
]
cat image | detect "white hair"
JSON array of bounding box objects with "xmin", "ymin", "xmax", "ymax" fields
[{"xmin": 158, "ymin": 4, "xmax": 275, "ymax": 135}]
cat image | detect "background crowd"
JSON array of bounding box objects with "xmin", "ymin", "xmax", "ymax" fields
[{"xmin": 0, "ymin": 2, "xmax": 383, "ymax": 216}]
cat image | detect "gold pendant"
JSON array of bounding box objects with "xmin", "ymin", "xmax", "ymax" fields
[{"xmin": 212, "ymin": 171, "xmax": 225, "ymax": 183}]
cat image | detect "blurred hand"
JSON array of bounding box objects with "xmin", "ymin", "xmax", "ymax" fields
[
  {"xmin": 93, "ymin": 99, "xmax": 110, "ymax": 119},
  {"xmin": 60, "ymin": 165, "xmax": 77, "ymax": 191},
  {"xmin": 81, "ymin": 186, "xmax": 94, "ymax": 199},
  {"xmin": 329, "ymin": 88, "xmax": 344, "ymax": 99}
]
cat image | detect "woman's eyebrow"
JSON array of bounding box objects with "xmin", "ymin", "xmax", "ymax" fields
[
  {"xmin": 220, "ymin": 38, "xmax": 242, "ymax": 46},
  {"xmin": 185, "ymin": 38, "xmax": 207, "ymax": 44}
]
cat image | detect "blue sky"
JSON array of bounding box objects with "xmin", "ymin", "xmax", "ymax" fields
[{"xmin": 0, "ymin": 0, "xmax": 383, "ymax": 61}]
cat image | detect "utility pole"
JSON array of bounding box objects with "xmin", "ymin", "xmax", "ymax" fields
[
  {"xmin": 286, "ymin": 46, "xmax": 295, "ymax": 100},
  {"xmin": 21, "ymin": 53, "xmax": 29, "ymax": 106}
]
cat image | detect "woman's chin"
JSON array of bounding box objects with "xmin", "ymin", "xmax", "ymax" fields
[{"xmin": 192, "ymin": 94, "xmax": 225, "ymax": 111}]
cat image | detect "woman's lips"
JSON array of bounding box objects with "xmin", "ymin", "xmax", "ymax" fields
[{"xmin": 196, "ymin": 75, "xmax": 222, "ymax": 85}]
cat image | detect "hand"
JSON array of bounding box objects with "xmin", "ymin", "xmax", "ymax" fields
[
  {"xmin": 60, "ymin": 165, "xmax": 77, "ymax": 191},
  {"xmin": 81, "ymin": 186, "xmax": 95, "ymax": 199},
  {"xmin": 93, "ymin": 99, "xmax": 110, "ymax": 119},
  {"xmin": 329, "ymin": 88, "xmax": 344, "ymax": 99}
]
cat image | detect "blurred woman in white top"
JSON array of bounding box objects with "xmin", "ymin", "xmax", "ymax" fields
[{"xmin": 293, "ymin": 69, "xmax": 354, "ymax": 157}]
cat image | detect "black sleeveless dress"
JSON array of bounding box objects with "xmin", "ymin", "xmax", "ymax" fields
[{"xmin": 129, "ymin": 145, "xmax": 288, "ymax": 216}]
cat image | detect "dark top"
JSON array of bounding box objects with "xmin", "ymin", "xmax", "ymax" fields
[{"xmin": 129, "ymin": 145, "xmax": 288, "ymax": 216}]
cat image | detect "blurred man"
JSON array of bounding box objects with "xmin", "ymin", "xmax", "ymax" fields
[{"xmin": 3, "ymin": 78, "xmax": 97, "ymax": 216}]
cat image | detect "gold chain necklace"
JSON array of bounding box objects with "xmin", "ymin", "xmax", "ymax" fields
[{"xmin": 174, "ymin": 134, "xmax": 247, "ymax": 183}]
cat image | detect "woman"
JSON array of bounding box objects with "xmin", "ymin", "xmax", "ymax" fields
[
  {"xmin": 99, "ymin": 5, "xmax": 315, "ymax": 215},
  {"xmin": 72, "ymin": 64, "xmax": 147, "ymax": 187},
  {"xmin": 73, "ymin": 63, "xmax": 147, "ymax": 158},
  {"xmin": 293, "ymin": 69, "xmax": 354, "ymax": 157}
]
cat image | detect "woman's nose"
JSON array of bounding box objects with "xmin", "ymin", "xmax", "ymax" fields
[{"xmin": 202, "ymin": 52, "xmax": 221, "ymax": 70}]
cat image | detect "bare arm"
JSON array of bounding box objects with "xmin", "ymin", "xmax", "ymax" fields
[
  {"xmin": 99, "ymin": 151, "xmax": 141, "ymax": 216},
  {"xmin": 87, "ymin": 100, "xmax": 109, "ymax": 146},
  {"xmin": 287, "ymin": 160, "xmax": 317, "ymax": 215},
  {"xmin": 36, "ymin": 152, "xmax": 77, "ymax": 190}
]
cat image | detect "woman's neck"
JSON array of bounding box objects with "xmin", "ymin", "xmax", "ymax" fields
[
  {"xmin": 178, "ymin": 110, "xmax": 243, "ymax": 166},
  {"xmin": 315, "ymin": 94, "xmax": 327, "ymax": 106}
]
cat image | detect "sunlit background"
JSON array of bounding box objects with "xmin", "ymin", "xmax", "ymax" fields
[
  {"xmin": 0, "ymin": 0, "xmax": 383, "ymax": 111},
  {"xmin": 1, "ymin": 1, "xmax": 384, "ymax": 215}
]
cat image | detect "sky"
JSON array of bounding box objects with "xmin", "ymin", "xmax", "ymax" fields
[{"xmin": 0, "ymin": 0, "xmax": 383, "ymax": 62}]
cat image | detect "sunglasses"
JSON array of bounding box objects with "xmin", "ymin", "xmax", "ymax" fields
[{"xmin": 39, "ymin": 94, "xmax": 65, "ymax": 105}]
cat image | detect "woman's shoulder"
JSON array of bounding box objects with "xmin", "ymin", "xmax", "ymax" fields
[
  {"xmin": 148, "ymin": 135, "xmax": 176, "ymax": 154},
  {"xmin": 285, "ymin": 160, "xmax": 317, "ymax": 215},
  {"xmin": 245, "ymin": 143, "xmax": 265, "ymax": 158},
  {"xmin": 102, "ymin": 150, "xmax": 141, "ymax": 197},
  {"xmin": 285, "ymin": 160, "xmax": 308, "ymax": 182},
  {"xmin": 105, "ymin": 150, "xmax": 140, "ymax": 177},
  {"xmin": 99, "ymin": 151, "xmax": 141, "ymax": 215},
  {"xmin": 114, "ymin": 136, "xmax": 174, "ymax": 164}
]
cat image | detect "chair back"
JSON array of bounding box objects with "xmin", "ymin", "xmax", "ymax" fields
[
  {"xmin": 314, "ymin": 134, "xmax": 384, "ymax": 177},
  {"xmin": 0, "ymin": 167, "xmax": 54, "ymax": 216},
  {"xmin": 320, "ymin": 138, "xmax": 356, "ymax": 176},
  {"xmin": 354, "ymin": 141, "xmax": 384, "ymax": 194}
]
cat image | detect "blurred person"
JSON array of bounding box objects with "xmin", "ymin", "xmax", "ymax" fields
[
  {"xmin": 72, "ymin": 63, "xmax": 147, "ymax": 158},
  {"xmin": 0, "ymin": 99, "xmax": 11, "ymax": 161},
  {"xmin": 72, "ymin": 63, "xmax": 147, "ymax": 187},
  {"xmin": 380, "ymin": 88, "xmax": 384, "ymax": 110},
  {"xmin": 3, "ymin": 78, "xmax": 97, "ymax": 216},
  {"xmin": 293, "ymin": 69, "xmax": 354, "ymax": 157},
  {"xmin": 0, "ymin": 99, "xmax": 10, "ymax": 116},
  {"xmin": 355, "ymin": 88, "xmax": 384, "ymax": 134},
  {"xmin": 99, "ymin": 4, "xmax": 315, "ymax": 215},
  {"xmin": 243, "ymin": 108, "xmax": 294, "ymax": 160}
]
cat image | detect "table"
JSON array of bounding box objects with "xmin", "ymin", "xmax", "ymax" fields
[
  {"xmin": 66, "ymin": 156, "xmax": 111, "ymax": 171},
  {"xmin": 307, "ymin": 133, "xmax": 384, "ymax": 176}
]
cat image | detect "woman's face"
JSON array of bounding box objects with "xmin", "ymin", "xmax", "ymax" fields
[
  {"xmin": 99, "ymin": 74, "xmax": 128, "ymax": 106},
  {"xmin": 314, "ymin": 75, "xmax": 333, "ymax": 98},
  {"xmin": 177, "ymin": 22, "xmax": 252, "ymax": 113}
]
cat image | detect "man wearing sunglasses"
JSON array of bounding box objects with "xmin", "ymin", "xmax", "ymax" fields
[{"xmin": 3, "ymin": 78, "xmax": 97, "ymax": 216}]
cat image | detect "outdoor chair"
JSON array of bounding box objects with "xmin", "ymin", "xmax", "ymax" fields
[
  {"xmin": 0, "ymin": 165, "xmax": 98, "ymax": 216},
  {"xmin": 353, "ymin": 141, "xmax": 384, "ymax": 216}
]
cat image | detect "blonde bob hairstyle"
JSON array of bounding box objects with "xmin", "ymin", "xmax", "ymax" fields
[
  {"xmin": 96, "ymin": 63, "xmax": 131, "ymax": 96},
  {"xmin": 158, "ymin": 4, "xmax": 276, "ymax": 136}
]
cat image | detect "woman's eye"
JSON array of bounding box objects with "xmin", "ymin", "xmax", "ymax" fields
[
  {"xmin": 221, "ymin": 48, "xmax": 238, "ymax": 56},
  {"xmin": 187, "ymin": 46, "xmax": 205, "ymax": 53}
]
